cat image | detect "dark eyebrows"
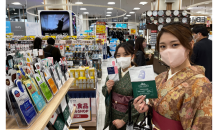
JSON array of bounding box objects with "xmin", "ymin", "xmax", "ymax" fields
[
  {"xmin": 170, "ymin": 40, "xmax": 179, "ymax": 43},
  {"xmin": 159, "ymin": 42, "xmax": 165, "ymax": 45}
]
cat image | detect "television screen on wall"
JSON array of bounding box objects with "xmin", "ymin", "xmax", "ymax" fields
[{"xmin": 40, "ymin": 11, "xmax": 70, "ymax": 35}]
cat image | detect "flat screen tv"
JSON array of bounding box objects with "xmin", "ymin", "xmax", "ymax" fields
[{"xmin": 40, "ymin": 11, "xmax": 70, "ymax": 35}]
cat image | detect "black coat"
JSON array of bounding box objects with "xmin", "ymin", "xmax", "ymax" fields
[
  {"xmin": 127, "ymin": 40, "xmax": 134, "ymax": 48},
  {"xmin": 134, "ymin": 50, "xmax": 149, "ymax": 66},
  {"xmin": 44, "ymin": 45, "xmax": 62, "ymax": 63},
  {"xmin": 191, "ymin": 38, "xmax": 212, "ymax": 81}
]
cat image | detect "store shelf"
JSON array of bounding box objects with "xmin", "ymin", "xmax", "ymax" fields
[
  {"xmin": 69, "ymin": 86, "xmax": 96, "ymax": 91},
  {"xmin": 6, "ymin": 78, "xmax": 75, "ymax": 130},
  {"xmin": 71, "ymin": 106, "xmax": 77, "ymax": 119}
]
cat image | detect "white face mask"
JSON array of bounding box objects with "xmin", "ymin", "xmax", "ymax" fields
[{"xmin": 116, "ymin": 57, "xmax": 131, "ymax": 69}]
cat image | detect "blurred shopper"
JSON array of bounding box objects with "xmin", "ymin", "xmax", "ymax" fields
[
  {"xmin": 191, "ymin": 25, "xmax": 212, "ymax": 82},
  {"xmin": 134, "ymin": 37, "xmax": 152, "ymax": 66},
  {"xmin": 121, "ymin": 39, "xmax": 126, "ymax": 43},
  {"xmin": 107, "ymin": 38, "xmax": 112, "ymax": 57},
  {"xmin": 43, "ymin": 38, "xmax": 62, "ymax": 63},
  {"xmin": 102, "ymin": 43, "xmax": 144, "ymax": 130},
  {"xmin": 33, "ymin": 37, "xmax": 44, "ymax": 59},
  {"xmin": 133, "ymin": 23, "xmax": 212, "ymax": 130},
  {"xmin": 127, "ymin": 36, "xmax": 134, "ymax": 48},
  {"xmin": 146, "ymin": 44, "xmax": 154, "ymax": 54}
]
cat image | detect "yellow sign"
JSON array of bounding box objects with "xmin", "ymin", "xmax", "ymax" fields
[
  {"xmin": 96, "ymin": 22, "xmax": 106, "ymax": 35},
  {"xmin": 131, "ymin": 29, "xmax": 136, "ymax": 34}
]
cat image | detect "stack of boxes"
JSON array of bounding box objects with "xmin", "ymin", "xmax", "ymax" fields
[{"xmin": 69, "ymin": 67, "xmax": 95, "ymax": 89}]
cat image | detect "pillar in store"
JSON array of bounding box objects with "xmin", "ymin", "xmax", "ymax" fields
[
  {"xmin": 156, "ymin": 0, "xmax": 181, "ymax": 10},
  {"xmin": 7, "ymin": 4, "xmax": 10, "ymax": 21}
]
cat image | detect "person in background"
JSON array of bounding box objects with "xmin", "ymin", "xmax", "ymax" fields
[
  {"xmin": 102, "ymin": 43, "xmax": 144, "ymax": 130},
  {"xmin": 133, "ymin": 23, "xmax": 212, "ymax": 130},
  {"xmin": 134, "ymin": 37, "xmax": 152, "ymax": 66},
  {"xmin": 191, "ymin": 25, "xmax": 212, "ymax": 82},
  {"xmin": 146, "ymin": 44, "xmax": 154, "ymax": 54},
  {"xmin": 33, "ymin": 37, "xmax": 44, "ymax": 59},
  {"xmin": 127, "ymin": 36, "xmax": 134, "ymax": 48},
  {"xmin": 107, "ymin": 38, "xmax": 112, "ymax": 58},
  {"xmin": 120, "ymin": 39, "xmax": 126, "ymax": 43},
  {"xmin": 43, "ymin": 38, "xmax": 62, "ymax": 63}
]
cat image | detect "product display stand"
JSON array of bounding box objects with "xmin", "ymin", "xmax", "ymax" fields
[{"xmin": 6, "ymin": 78, "xmax": 75, "ymax": 130}]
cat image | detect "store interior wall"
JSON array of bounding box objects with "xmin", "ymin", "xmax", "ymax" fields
[{"xmin": 159, "ymin": 0, "xmax": 180, "ymax": 10}]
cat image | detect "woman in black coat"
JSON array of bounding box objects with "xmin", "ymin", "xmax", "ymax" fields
[{"xmin": 134, "ymin": 37, "xmax": 152, "ymax": 66}]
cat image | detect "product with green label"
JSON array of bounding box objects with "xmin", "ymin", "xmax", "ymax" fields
[
  {"xmin": 129, "ymin": 65, "xmax": 158, "ymax": 98},
  {"xmin": 34, "ymin": 72, "xmax": 53, "ymax": 102}
]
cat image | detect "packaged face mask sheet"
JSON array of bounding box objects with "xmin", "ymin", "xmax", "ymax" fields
[
  {"xmin": 107, "ymin": 66, "xmax": 119, "ymax": 82},
  {"xmin": 53, "ymin": 115, "xmax": 69, "ymax": 130},
  {"xmin": 11, "ymin": 80, "xmax": 37, "ymax": 125},
  {"xmin": 23, "ymin": 79, "xmax": 46, "ymax": 113},
  {"xmin": 50, "ymin": 66, "xmax": 62, "ymax": 89},
  {"xmin": 129, "ymin": 65, "xmax": 158, "ymax": 98},
  {"xmin": 34, "ymin": 73, "xmax": 53, "ymax": 102},
  {"xmin": 65, "ymin": 94, "xmax": 73, "ymax": 113},
  {"xmin": 56, "ymin": 63, "xmax": 65, "ymax": 85},
  {"xmin": 43, "ymin": 69, "xmax": 58, "ymax": 95},
  {"xmin": 60, "ymin": 98, "xmax": 72, "ymax": 126}
]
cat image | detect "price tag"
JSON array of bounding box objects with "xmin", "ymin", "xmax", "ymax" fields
[
  {"xmin": 33, "ymin": 49, "xmax": 38, "ymax": 57},
  {"xmin": 66, "ymin": 116, "xmax": 72, "ymax": 126},
  {"xmin": 39, "ymin": 49, "xmax": 43, "ymax": 56}
]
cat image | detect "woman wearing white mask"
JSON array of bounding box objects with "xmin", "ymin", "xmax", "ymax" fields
[
  {"xmin": 133, "ymin": 23, "xmax": 212, "ymax": 130},
  {"xmin": 102, "ymin": 43, "xmax": 144, "ymax": 130}
]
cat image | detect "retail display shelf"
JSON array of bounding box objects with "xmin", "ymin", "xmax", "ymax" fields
[
  {"xmin": 71, "ymin": 106, "xmax": 77, "ymax": 119},
  {"xmin": 69, "ymin": 86, "xmax": 96, "ymax": 91},
  {"xmin": 6, "ymin": 78, "xmax": 75, "ymax": 130}
]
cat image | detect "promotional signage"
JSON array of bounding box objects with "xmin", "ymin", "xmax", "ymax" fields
[
  {"xmin": 71, "ymin": 98, "xmax": 91, "ymax": 124},
  {"xmin": 131, "ymin": 29, "xmax": 136, "ymax": 34},
  {"xmin": 115, "ymin": 23, "xmax": 127, "ymax": 28},
  {"xmin": 129, "ymin": 65, "xmax": 158, "ymax": 98},
  {"xmin": 96, "ymin": 22, "xmax": 106, "ymax": 35},
  {"xmin": 10, "ymin": 22, "xmax": 26, "ymax": 36},
  {"xmin": 6, "ymin": 21, "xmax": 11, "ymax": 33},
  {"xmin": 25, "ymin": 22, "xmax": 41, "ymax": 36}
]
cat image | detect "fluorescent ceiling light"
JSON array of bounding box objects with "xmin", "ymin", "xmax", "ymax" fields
[
  {"xmin": 124, "ymin": 17, "xmax": 128, "ymax": 19},
  {"xmin": 83, "ymin": 12, "xmax": 89, "ymax": 14},
  {"xmin": 139, "ymin": 2, "xmax": 148, "ymax": 5},
  {"xmin": 106, "ymin": 15, "xmax": 111, "ymax": 16},
  {"xmin": 133, "ymin": 7, "xmax": 140, "ymax": 10},
  {"xmin": 126, "ymin": 15, "xmax": 131, "ymax": 16},
  {"xmin": 14, "ymin": 13, "xmax": 17, "ymax": 14},
  {"xmin": 80, "ymin": 8, "xmax": 87, "ymax": 10},
  {"xmin": 42, "ymin": 2, "xmax": 44, "ymax": 4},
  {"xmin": 75, "ymin": 2, "xmax": 83, "ymax": 4},
  {"xmin": 187, "ymin": 7, "xmax": 192, "ymax": 9},
  {"xmin": 12, "ymin": 2, "xmax": 21, "ymax": 5},
  {"xmin": 107, "ymin": 8, "xmax": 113, "ymax": 10},
  {"xmin": 196, "ymin": 11, "xmax": 202, "ymax": 13},
  {"xmin": 129, "ymin": 12, "xmax": 135, "ymax": 14},
  {"xmin": 107, "ymin": 12, "xmax": 112, "ymax": 14},
  {"xmin": 108, "ymin": 2, "xmax": 115, "ymax": 4}
]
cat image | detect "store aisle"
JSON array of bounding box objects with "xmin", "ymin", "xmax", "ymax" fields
[{"xmin": 97, "ymin": 58, "xmax": 158, "ymax": 130}]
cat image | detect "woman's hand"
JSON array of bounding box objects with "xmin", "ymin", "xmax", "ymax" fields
[
  {"xmin": 133, "ymin": 95, "xmax": 149, "ymax": 113},
  {"xmin": 112, "ymin": 119, "xmax": 126, "ymax": 129},
  {"xmin": 106, "ymin": 80, "xmax": 114, "ymax": 94},
  {"xmin": 148, "ymin": 54, "xmax": 152, "ymax": 59}
]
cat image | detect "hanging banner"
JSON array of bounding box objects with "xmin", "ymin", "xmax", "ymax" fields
[
  {"xmin": 25, "ymin": 22, "xmax": 41, "ymax": 36},
  {"xmin": 6, "ymin": 21, "xmax": 11, "ymax": 34},
  {"xmin": 96, "ymin": 22, "xmax": 106, "ymax": 35},
  {"xmin": 10, "ymin": 22, "xmax": 26, "ymax": 36},
  {"xmin": 71, "ymin": 98, "xmax": 91, "ymax": 124}
]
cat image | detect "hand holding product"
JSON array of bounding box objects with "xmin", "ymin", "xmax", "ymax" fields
[
  {"xmin": 106, "ymin": 80, "xmax": 114, "ymax": 93},
  {"xmin": 133, "ymin": 95, "xmax": 149, "ymax": 113}
]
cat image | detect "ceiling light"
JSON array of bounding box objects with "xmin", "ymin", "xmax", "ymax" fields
[
  {"xmin": 126, "ymin": 15, "xmax": 131, "ymax": 16},
  {"xmin": 14, "ymin": 13, "xmax": 17, "ymax": 14},
  {"xmin": 133, "ymin": 7, "xmax": 140, "ymax": 10},
  {"xmin": 108, "ymin": 2, "xmax": 115, "ymax": 4},
  {"xmin": 83, "ymin": 12, "xmax": 89, "ymax": 14},
  {"xmin": 196, "ymin": 11, "xmax": 202, "ymax": 13},
  {"xmin": 107, "ymin": 8, "xmax": 113, "ymax": 10},
  {"xmin": 187, "ymin": 7, "xmax": 192, "ymax": 9},
  {"xmin": 107, "ymin": 12, "xmax": 112, "ymax": 14},
  {"xmin": 80, "ymin": 8, "xmax": 87, "ymax": 10},
  {"xmin": 12, "ymin": 2, "xmax": 21, "ymax": 5},
  {"xmin": 129, "ymin": 12, "xmax": 135, "ymax": 14},
  {"xmin": 106, "ymin": 15, "xmax": 111, "ymax": 16},
  {"xmin": 139, "ymin": 2, "xmax": 148, "ymax": 5},
  {"xmin": 42, "ymin": 2, "xmax": 44, "ymax": 4},
  {"xmin": 75, "ymin": 2, "xmax": 83, "ymax": 4},
  {"xmin": 124, "ymin": 17, "xmax": 128, "ymax": 19}
]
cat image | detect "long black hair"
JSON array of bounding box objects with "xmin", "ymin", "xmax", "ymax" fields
[
  {"xmin": 33, "ymin": 37, "xmax": 42, "ymax": 49},
  {"xmin": 114, "ymin": 43, "xmax": 137, "ymax": 66},
  {"xmin": 134, "ymin": 36, "xmax": 146, "ymax": 56}
]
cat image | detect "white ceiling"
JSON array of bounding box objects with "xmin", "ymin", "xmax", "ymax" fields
[{"xmin": 6, "ymin": 0, "xmax": 212, "ymax": 21}]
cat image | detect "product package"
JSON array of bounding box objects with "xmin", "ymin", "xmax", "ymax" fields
[
  {"xmin": 43, "ymin": 69, "xmax": 59, "ymax": 95},
  {"xmin": 65, "ymin": 94, "xmax": 74, "ymax": 113},
  {"xmin": 50, "ymin": 66, "xmax": 62, "ymax": 89},
  {"xmin": 11, "ymin": 80, "xmax": 37, "ymax": 125},
  {"xmin": 59, "ymin": 97, "xmax": 72, "ymax": 127},
  {"xmin": 48, "ymin": 112, "xmax": 69, "ymax": 130},
  {"xmin": 129, "ymin": 65, "xmax": 158, "ymax": 98},
  {"xmin": 34, "ymin": 72, "xmax": 53, "ymax": 102},
  {"xmin": 55, "ymin": 63, "xmax": 65, "ymax": 85},
  {"xmin": 107, "ymin": 66, "xmax": 119, "ymax": 82},
  {"xmin": 23, "ymin": 79, "xmax": 46, "ymax": 113}
]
